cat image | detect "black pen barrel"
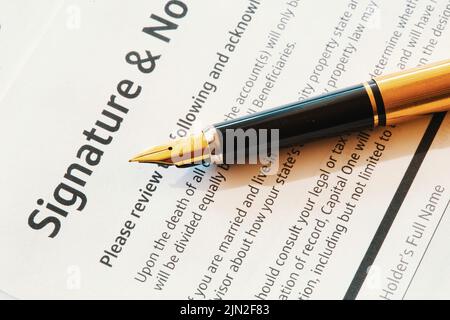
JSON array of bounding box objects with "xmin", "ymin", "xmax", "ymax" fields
[{"xmin": 213, "ymin": 81, "xmax": 379, "ymax": 163}]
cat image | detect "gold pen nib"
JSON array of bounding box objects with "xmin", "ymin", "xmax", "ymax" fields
[
  {"xmin": 128, "ymin": 144, "xmax": 175, "ymax": 165},
  {"xmin": 129, "ymin": 132, "xmax": 210, "ymax": 167}
]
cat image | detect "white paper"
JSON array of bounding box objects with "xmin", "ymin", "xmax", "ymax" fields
[
  {"xmin": 1, "ymin": 0, "xmax": 450, "ymax": 299},
  {"xmin": 0, "ymin": 1, "xmax": 63, "ymax": 101}
]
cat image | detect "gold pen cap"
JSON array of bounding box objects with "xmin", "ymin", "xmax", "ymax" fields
[{"xmin": 374, "ymin": 59, "xmax": 450, "ymax": 124}]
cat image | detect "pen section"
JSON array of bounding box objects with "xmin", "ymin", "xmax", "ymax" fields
[{"xmin": 213, "ymin": 84, "xmax": 375, "ymax": 164}]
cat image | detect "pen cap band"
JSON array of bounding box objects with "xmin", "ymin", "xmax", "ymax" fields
[{"xmin": 374, "ymin": 59, "xmax": 450, "ymax": 124}]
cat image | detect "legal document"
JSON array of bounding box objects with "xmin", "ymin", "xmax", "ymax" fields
[{"xmin": 1, "ymin": 0, "xmax": 450, "ymax": 299}]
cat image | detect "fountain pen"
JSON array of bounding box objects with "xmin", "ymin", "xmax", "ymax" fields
[{"xmin": 130, "ymin": 59, "xmax": 450, "ymax": 167}]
